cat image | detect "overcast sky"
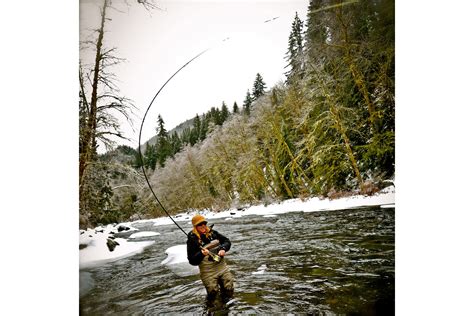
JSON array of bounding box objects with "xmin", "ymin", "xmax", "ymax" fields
[{"xmin": 80, "ymin": 0, "xmax": 309, "ymax": 152}]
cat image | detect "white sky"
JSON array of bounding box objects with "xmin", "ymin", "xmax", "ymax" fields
[{"xmin": 80, "ymin": 0, "xmax": 309, "ymax": 152}]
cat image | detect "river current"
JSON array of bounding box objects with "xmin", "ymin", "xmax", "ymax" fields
[{"xmin": 80, "ymin": 206, "xmax": 395, "ymax": 315}]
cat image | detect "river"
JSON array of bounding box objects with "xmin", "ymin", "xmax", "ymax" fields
[{"xmin": 80, "ymin": 206, "xmax": 395, "ymax": 315}]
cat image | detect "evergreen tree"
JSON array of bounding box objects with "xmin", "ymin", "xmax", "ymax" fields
[
  {"xmin": 252, "ymin": 73, "xmax": 266, "ymax": 101},
  {"xmin": 133, "ymin": 149, "xmax": 144, "ymax": 168},
  {"xmin": 170, "ymin": 131, "xmax": 182, "ymax": 155},
  {"xmin": 232, "ymin": 101, "xmax": 239, "ymax": 114},
  {"xmin": 143, "ymin": 143, "xmax": 157, "ymax": 170},
  {"xmin": 190, "ymin": 114, "xmax": 201, "ymax": 145},
  {"xmin": 181, "ymin": 126, "xmax": 192, "ymax": 145},
  {"xmin": 200, "ymin": 114, "xmax": 209, "ymax": 141},
  {"xmin": 243, "ymin": 90, "xmax": 252, "ymax": 115},
  {"xmin": 285, "ymin": 12, "xmax": 304, "ymax": 84},
  {"xmin": 220, "ymin": 101, "xmax": 230, "ymax": 124},
  {"xmin": 209, "ymin": 106, "xmax": 222, "ymax": 126},
  {"xmin": 155, "ymin": 114, "xmax": 171, "ymax": 168}
]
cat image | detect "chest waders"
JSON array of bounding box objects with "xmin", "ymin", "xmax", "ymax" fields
[{"xmin": 199, "ymin": 255, "xmax": 234, "ymax": 306}]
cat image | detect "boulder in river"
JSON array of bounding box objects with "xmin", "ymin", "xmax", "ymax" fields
[
  {"xmin": 117, "ymin": 225, "xmax": 130, "ymax": 232},
  {"xmin": 106, "ymin": 238, "xmax": 120, "ymax": 252}
]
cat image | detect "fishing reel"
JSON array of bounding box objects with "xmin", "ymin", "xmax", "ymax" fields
[
  {"xmin": 208, "ymin": 251, "xmax": 222, "ymax": 263},
  {"xmin": 203, "ymin": 240, "xmax": 222, "ymax": 263}
]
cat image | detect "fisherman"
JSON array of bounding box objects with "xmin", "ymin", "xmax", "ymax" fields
[{"xmin": 187, "ymin": 214, "xmax": 234, "ymax": 307}]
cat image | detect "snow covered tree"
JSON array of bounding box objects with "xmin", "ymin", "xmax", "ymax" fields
[
  {"xmin": 243, "ymin": 90, "xmax": 252, "ymax": 115},
  {"xmin": 285, "ymin": 12, "xmax": 304, "ymax": 85},
  {"xmin": 190, "ymin": 114, "xmax": 201, "ymax": 145},
  {"xmin": 155, "ymin": 114, "xmax": 172, "ymax": 168},
  {"xmin": 170, "ymin": 131, "xmax": 182, "ymax": 155},
  {"xmin": 143, "ymin": 142, "xmax": 157, "ymax": 170},
  {"xmin": 252, "ymin": 73, "xmax": 266, "ymax": 101},
  {"xmin": 232, "ymin": 101, "xmax": 239, "ymax": 114},
  {"xmin": 220, "ymin": 101, "xmax": 230, "ymax": 124}
]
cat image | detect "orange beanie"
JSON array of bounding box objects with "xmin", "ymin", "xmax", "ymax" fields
[{"xmin": 192, "ymin": 214, "xmax": 207, "ymax": 227}]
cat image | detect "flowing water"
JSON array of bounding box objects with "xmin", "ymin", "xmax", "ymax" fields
[{"xmin": 80, "ymin": 206, "xmax": 395, "ymax": 315}]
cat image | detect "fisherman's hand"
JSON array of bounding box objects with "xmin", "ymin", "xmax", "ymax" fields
[
  {"xmin": 201, "ymin": 248, "xmax": 210, "ymax": 256},
  {"xmin": 218, "ymin": 249, "xmax": 226, "ymax": 257}
]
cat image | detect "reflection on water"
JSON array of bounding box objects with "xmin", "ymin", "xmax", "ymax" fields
[{"xmin": 80, "ymin": 206, "xmax": 395, "ymax": 315}]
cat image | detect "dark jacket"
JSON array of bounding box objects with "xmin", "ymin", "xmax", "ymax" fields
[{"xmin": 187, "ymin": 229, "xmax": 231, "ymax": 266}]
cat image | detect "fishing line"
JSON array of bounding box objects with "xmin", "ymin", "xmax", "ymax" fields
[
  {"xmin": 137, "ymin": 15, "xmax": 282, "ymax": 237},
  {"xmin": 138, "ymin": 48, "xmax": 210, "ymax": 237}
]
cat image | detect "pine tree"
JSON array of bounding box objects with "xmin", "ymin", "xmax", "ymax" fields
[
  {"xmin": 190, "ymin": 114, "xmax": 201, "ymax": 145},
  {"xmin": 220, "ymin": 101, "xmax": 230, "ymax": 124},
  {"xmin": 170, "ymin": 131, "xmax": 182, "ymax": 155},
  {"xmin": 199, "ymin": 115, "xmax": 209, "ymax": 141},
  {"xmin": 133, "ymin": 149, "xmax": 144, "ymax": 168},
  {"xmin": 243, "ymin": 90, "xmax": 252, "ymax": 115},
  {"xmin": 232, "ymin": 101, "xmax": 239, "ymax": 114},
  {"xmin": 181, "ymin": 127, "xmax": 192, "ymax": 145},
  {"xmin": 285, "ymin": 12, "xmax": 304, "ymax": 85},
  {"xmin": 252, "ymin": 73, "xmax": 266, "ymax": 101},
  {"xmin": 143, "ymin": 143, "xmax": 157, "ymax": 170},
  {"xmin": 209, "ymin": 106, "xmax": 222, "ymax": 126},
  {"xmin": 155, "ymin": 114, "xmax": 171, "ymax": 168}
]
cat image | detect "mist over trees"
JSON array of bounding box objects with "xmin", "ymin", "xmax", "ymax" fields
[{"xmin": 79, "ymin": 0, "xmax": 395, "ymax": 228}]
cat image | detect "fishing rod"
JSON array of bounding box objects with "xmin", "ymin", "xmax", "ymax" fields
[
  {"xmin": 137, "ymin": 45, "xmax": 236, "ymax": 263},
  {"xmin": 137, "ymin": 15, "xmax": 282, "ymax": 239},
  {"xmin": 139, "ymin": 62, "xmax": 221, "ymax": 262},
  {"xmin": 138, "ymin": 48, "xmax": 209, "ymax": 237}
]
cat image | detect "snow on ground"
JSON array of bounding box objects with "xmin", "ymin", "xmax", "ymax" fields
[
  {"xmin": 79, "ymin": 223, "xmax": 153, "ymax": 270},
  {"xmin": 146, "ymin": 185, "xmax": 395, "ymax": 225},
  {"xmin": 129, "ymin": 231, "xmax": 161, "ymax": 239},
  {"xmin": 161, "ymin": 244, "xmax": 199, "ymax": 277},
  {"xmin": 79, "ymin": 186, "xmax": 395, "ymax": 270}
]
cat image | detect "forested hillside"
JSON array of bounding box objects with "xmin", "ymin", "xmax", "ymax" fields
[{"xmin": 79, "ymin": 0, "xmax": 394, "ymax": 228}]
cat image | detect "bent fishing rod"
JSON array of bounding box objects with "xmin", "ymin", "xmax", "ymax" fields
[
  {"xmin": 138, "ymin": 48, "xmax": 209, "ymax": 238},
  {"xmin": 137, "ymin": 46, "xmax": 224, "ymax": 264},
  {"xmin": 137, "ymin": 16, "xmax": 282, "ymax": 241}
]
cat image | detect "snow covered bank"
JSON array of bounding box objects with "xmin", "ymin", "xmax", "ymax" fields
[
  {"xmin": 129, "ymin": 231, "xmax": 161, "ymax": 239},
  {"xmin": 143, "ymin": 185, "xmax": 395, "ymax": 225},
  {"xmin": 79, "ymin": 223, "xmax": 154, "ymax": 270},
  {"xmin": 79, "ymin": 186, "xmax": 394, "ymax": 270}
]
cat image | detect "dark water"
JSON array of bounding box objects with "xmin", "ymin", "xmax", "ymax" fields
[{"xmin": 80, "ymin": 206, "xmax": 395, "ymax": 315}]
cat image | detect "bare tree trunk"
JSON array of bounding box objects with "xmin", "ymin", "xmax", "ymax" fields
[{"xmin": 79, "ymin": 0, "xmax": 108, "ymax": 198}]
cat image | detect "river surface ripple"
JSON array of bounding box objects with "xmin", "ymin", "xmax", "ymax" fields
[{"xmin": 80, "ymin": 206, "xmax": 395, "ymax": 315}]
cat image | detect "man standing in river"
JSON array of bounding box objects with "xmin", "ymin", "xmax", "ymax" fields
[{"xmin": 187, "ymin": 214, "xmax": 234, "ymax": 308}]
